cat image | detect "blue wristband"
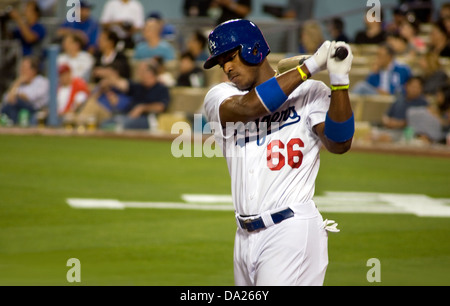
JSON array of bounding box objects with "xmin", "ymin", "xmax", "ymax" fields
[
  {"xmin": 324, "ymin": 113, "xmax": 355, "ymax": 143},
  {"xmin": 255, "ymin": 77, "xmax": 288, "ymax": 113}
]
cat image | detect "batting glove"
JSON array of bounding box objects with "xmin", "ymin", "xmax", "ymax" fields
[
  {"xmin": 304, "ymin": 40, "xmax": 331, "ymax": 76},
  {"xmin": 322, "ymin": 219, "xmax": 340, "ymax": 233},
  {"xmin": 327, "ymin": 41, "xmax": 353, "ymax": 86}
]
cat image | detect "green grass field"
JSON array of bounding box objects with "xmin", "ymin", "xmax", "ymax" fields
[{"xmin": 0, "ymin": 134, "xmax": 449, "ymax": 286}]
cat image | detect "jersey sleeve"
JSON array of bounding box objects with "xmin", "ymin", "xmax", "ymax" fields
[
  {"xmin": 203, "ymin": 83, "xmax": 247, "ymax": 140},
  {"xmin": 306, "ymin": 81, "xmax": 331, "ymax": 131}
]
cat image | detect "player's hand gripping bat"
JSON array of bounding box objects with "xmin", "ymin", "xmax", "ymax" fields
[{"xmin": 277, "ymin": 47, "xmax": 349, "ymax": 74}]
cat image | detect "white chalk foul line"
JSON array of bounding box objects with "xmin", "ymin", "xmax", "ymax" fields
[
  {"xmin": 67, "ymin": 198, "xmax": 234, "ymax": 211},
  {"xmin": 314, "ymin": 192, "xmax": 450, "ymax": 217},
  {"xmin": 67, "ymin": 192, "xmax": 450, "ymax": 218}
]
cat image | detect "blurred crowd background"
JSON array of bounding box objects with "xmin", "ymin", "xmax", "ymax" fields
[{"xmin": 0, "ymin": 0, "xmax": 449, "ymax": 146}]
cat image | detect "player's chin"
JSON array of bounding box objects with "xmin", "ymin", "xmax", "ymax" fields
[
  {"xmin": 232, "ymin": 78, "xmax": 252, "ymax": 91},
  {"xmin": 234, "ymin": 83, "xmax": 247, "ymax": 91}
]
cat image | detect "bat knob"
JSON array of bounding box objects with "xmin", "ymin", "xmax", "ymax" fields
[{"xmin": 334, "ymin": 47, "xmax": 349, "ymax": 61}]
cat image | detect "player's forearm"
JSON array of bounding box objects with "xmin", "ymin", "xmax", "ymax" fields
[
  {"xmin": 316, "ymin": 123, "xmax": 352, "ymax": 154},
  {"xmin": 328, "ymin": 89, "xmax": 353, "ymax": 122},
  {"xmin": 323, "ymin": 89, "xmax": 353, "ymax": 154},
  {"xmin": 219, "ymin": 65, "xmax": 309, "ymax": 126},
  {"xmin": 279, "ymin": 64, "xmax": 311, "ymax": 95},
  {"xmin": 314, "ymin": 88, "xmax": 353, "ymax": 154},
  {"xmin": 318, "ymin": 41, "xmax": 354, "ymax": 154}
]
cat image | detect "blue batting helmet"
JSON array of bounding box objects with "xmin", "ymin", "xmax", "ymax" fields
[{"xmin": 203, "ymin": 19, "xmax": 271, "ymax": 69}]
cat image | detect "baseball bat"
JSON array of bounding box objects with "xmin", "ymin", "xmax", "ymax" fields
[
  {"xmin": 277, "ymin": 47, "xmax": 349, "ymax": 74},
  {"xmin": 277, "ymin": 55, "xmax": 308, "ymax": 74}
]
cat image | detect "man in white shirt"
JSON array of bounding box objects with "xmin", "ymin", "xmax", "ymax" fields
[
  {"xmin": 100, "ymin": 0, "xmax": 145, "ymax": 48},
  {"xmin": 57, "ymin": 32, "xmax": 95, "ymax": 82},
  {"xmin": 1, "ymin": 57, "xmax": 49, "ymax": 125}
]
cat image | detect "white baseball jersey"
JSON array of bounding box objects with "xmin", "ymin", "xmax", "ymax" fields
[{"xmin": 204, "ymin": 79, "xmax": 331, "ymax": 216}]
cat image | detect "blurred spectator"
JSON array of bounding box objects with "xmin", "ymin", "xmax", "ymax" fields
[
  {"xmin": 439, "ymin": 2, "xmax": 450, "ymax": 20},
  {"xmin": 399, "ymin": 20, "xmax": 427, "ymax": 55},
  {"xmin": 406, "ymin": 84, "xmax": 450, "ymax": 143},
  {"xmin": 352, "ymin": 44, "xmax": 412, "ymax": 95},
  {"xmin": 152, "ymin": 57, "xmax": 176, "ymax": 88},
  {"xmin": 92, "ymin": 61, "xmax": 170, "ymax": 130},
  {"xmin": 382, "ymin": 76, "xmax": 429, "ymax": 129},
  {"xmin": 57, "ymin": 64, "xmax": 89, "ymax": 116},
  {"xmin": 185, "ymin": 30, "xmax": 209, "ymax": 62},
  {"xmin": 74, "ymin": 65, "xmax": 131, "ymax": 128},
  {"xmin": 431, "ymin": 85, "xmax": 450, "ymax": 132},
  {"xmin": 428, "ymin": 21, "xmax": 450, "ymax": 57},
  {"xmin": 262, "ymin": 0, "xmax": 314, "ymax": 21},
  {"xmin": 183, "ymin": 0, "xmax": 212, "ymax": 17},
  {"xmin": 147, "ymin": 12, "xmax": 176, "ymax": 41},
  {"xmin": 284, "ymin": 0, "xmax": 314, "ymax": 22},
  {"xmin": 35, "ymin": 0, "xmax": 57, "ymax": 16},
  {"xmin": 92, "ymin": 28, "xmax": 131, "ymax": 83},
  {"xmin": 439, "ymin": 3, "xmax": 450, "ymax": 35},
  {"xmin": 326, "ymin": 18, "xmax": 350, "ymax": 43},
  {"xmin": 419, "ymin": 52, "xmax": 449, "ymax": 95},
  {"xmin": 1, "ymin": 56, "xmax": 49, "ymax": 125},
  {"xmin": 212, "ymin": 0, "xmax": 251, "ymax": 25},
  {"xmin": 386, "ymin": 33, "xmax": 411, "ymax": 57},
  {"xmin": 100, "ymin": 0, "xmax": 145, "ymax": 49},
  {"xmin": 133, "ymin": 17, "xmax": 176, "ymax": 62},
  {"xmin": 386, "ymin": 6, "xmax": 409, "ymax": 34},
  {"xmin": 8, "ymin": 0, "xmax": 46, "ymax": 57},
  {"xmin": 299, "ymin": 21, "xmax": 325, "ymax": 54},
  {"xmin": 56, "ymin": 0, "xmax": 99, "ymax": 54},
  {"xmin": 57, "ymin": 33, "xmax": 95, "ymax": 82},
  {"xmin": 354, "ymin": 8, "xmax": 386, "ymax": 44},
  {"xmin": 176, "ymin": 52, "xmax": 206, "ymax": 87},
  {"xmin": 399, "ymin": 0, "xmax": 432, "ymax": 23},
  {"xmin": 283, "ymin": 0, "xmax": 315, "ymax": 21}
]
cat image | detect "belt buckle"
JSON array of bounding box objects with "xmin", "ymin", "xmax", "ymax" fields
[
  {"xmin": 243, "ymin": 217, "xmax": 262, "ymax": 232},
  {"xmin": 236, "ymin": 217, "xmax": 252, "ymax": 232},
  {"xmin": 242, "ymin": 218, "xmax": 254, "ymax": 232},
  {"xmin": 243, "ymin": 218, "xmax": 254, "ymax": 226}
]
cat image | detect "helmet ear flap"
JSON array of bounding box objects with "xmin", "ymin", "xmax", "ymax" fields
[
  {"xmin": 248, "ymin": 42, "xmax": 264, "ymax": 64},
  {"xmin": 252, "ymin": 43, "xmax": 260, "ymax": 56}
]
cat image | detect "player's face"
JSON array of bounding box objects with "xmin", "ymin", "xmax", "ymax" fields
[{"xmin": 218, "ymin": 49, "xmax": 259, "ymax": 91}]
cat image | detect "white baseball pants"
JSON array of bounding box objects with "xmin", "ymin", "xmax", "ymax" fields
[{"xmin": 233, "ymin": 202, "xmax": 329, "ymax": 286}]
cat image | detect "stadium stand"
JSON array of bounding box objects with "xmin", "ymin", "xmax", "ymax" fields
[{"xmin": 0, "ymin": 0, "xmax": 449, "ymax": 148}]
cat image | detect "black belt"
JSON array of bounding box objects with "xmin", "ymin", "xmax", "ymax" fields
[{"xmin": 237, "ymin": 208, "xmax": 295, "ymax": 232}]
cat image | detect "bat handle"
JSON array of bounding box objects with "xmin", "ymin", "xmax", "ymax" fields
[{"xmin": 298, "ymin": 57, "xmax": 308, "ymax": 66}]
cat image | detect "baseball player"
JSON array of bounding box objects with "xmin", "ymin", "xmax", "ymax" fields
[{"xmin": 203, "ymin": 19, "xmax": 354, "ymax": 286}]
